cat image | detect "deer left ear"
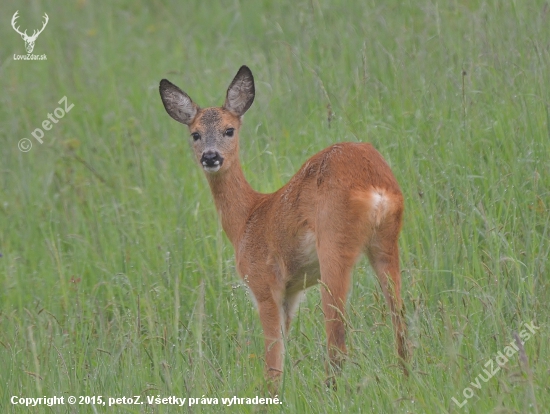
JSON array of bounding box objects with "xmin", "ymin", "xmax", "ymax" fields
[
  {"xmin": 159, "ymin": 79, "xmax": 199, "ymax": 125},
  {"xmin": 223, "ymin": 66, "xmax": 255, "ymax": 117}
]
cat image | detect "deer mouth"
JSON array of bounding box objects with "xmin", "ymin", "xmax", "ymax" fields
[{"xmin": 203, "ymin": 164, "xmax": 221, "ymax": 173}]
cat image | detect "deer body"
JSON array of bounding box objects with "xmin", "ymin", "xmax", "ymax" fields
[{"xmin": 160, "ymin": 66, "xmax": 409, "ymax": 388}]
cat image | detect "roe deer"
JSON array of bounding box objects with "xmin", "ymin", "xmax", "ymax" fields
[{"xmin": 159, "ymin": 66, "xmax": 410, "ymax": 389}]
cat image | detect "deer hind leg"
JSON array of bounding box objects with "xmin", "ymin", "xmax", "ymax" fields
[
  {"xmin": 315, "ymin": 193, "xmax": 373, "ymax": 387},
  {"xmin": 366, "ymin": 199, "xmax": 410, "ymax": 374},
  {"xmin": 317, "ymin": 238, "xmax": 362, "ymax": 383}
]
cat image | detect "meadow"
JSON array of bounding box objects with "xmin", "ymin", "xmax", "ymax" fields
[{"xmin": 1, "ymin": 0, "xmax": 549, "ymax": 412}]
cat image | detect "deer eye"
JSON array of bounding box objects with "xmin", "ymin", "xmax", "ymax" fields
[
  {"xmin": 191, "ymin": 132, "xmax": 201, "ymax": 141},
  {"xmin": 224, "ymin": 128, "xmax": 235, "ymax": 137}
]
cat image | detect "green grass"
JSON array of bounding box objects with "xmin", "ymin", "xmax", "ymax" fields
[{"xmin": 1, "ymin": 0, "xmax": 549, "ymax": 412}]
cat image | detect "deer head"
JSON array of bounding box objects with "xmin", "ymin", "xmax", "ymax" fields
[
  {"xmin": 159, "ymin": 66, "xmax": 255, "ymax": 174},
  {"xmin": 11, "ymin": 11, "xmax": 49, "ymax": 54}
]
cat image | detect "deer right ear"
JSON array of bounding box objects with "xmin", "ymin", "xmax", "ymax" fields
[
  {"xmin": 223, "ymin": 66, "xmax": 255, "ymax": 117},
  {"xmin": 159, "ymin": 79, "xmax": 199, "ymax": 125}
]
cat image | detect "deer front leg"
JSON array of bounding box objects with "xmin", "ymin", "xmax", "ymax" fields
[{"xmin": 257, "ymin": 295, "xmax": 284, "ymax": 393}]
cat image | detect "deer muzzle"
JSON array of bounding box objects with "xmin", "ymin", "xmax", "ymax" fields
[{"xmin": 201, "ymin": 150, "xmax": 224, "ymax": 172}]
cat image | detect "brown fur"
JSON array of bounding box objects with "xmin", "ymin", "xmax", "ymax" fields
[{"xmin": 159, "ymin": 66, "xmax": 410, "ymax": 391}]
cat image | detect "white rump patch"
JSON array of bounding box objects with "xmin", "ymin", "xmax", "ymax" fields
[{"xmin": 371, "ymin": 189, "xmax": 388, "ymax": 226}]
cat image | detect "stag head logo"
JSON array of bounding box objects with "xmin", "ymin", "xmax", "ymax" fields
[{"xmin": 11, "ymin": 11, "xmax": 49, "ymax": 54}]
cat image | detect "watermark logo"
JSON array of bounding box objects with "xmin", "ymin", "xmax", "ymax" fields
[
  {"xmin": 18, "ymin": 96, "xmax": 75, "ymax": 152},
  {"xmin": 11, "ymin": 10, "xmax": 48, "ymax": 60},
  {"xmin": 451, "ymin": 320, "xmax": 540, "ymax": 408}
]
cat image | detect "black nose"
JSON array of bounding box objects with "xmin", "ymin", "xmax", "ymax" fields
[{"xmin": 200, "ymin": 151, "xmax": 224, "ymax": 168}]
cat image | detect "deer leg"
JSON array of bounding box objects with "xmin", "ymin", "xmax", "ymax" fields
[
  {"xmin": 317, "ymin": 247, "xmax": 358, "ymax": 385},
  {"xmin": 367, "ymin": 231, "xmax": 410, "ymax": 374},
  {"xmin": 257, "ymin": 295, "xmax": 284, "ymax": 392}
]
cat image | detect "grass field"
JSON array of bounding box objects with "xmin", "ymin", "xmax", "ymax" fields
[{"xmin": 1, "ymin": 0, "xmax": 549, "ymax": 412}]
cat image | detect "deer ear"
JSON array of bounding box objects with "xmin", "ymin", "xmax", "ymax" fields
[
  {"xmin": 223, "ymin": 66, "xmax": 255, "ymax": 117},
  {"xmin": 159, "ymin": 79, "xmax": 199, "ymax": 125}
]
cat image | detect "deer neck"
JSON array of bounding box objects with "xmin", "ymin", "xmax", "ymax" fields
[{"xmin": 205, "ymin": 159, "xmax": 259, "ymax": 245}]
